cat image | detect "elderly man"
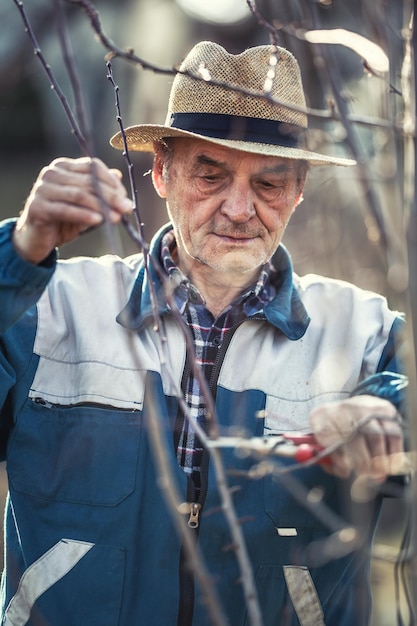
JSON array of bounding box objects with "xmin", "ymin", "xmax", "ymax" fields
[{"xmin": 0, "ymin": 41, "xmax": 406, "ymax": 625}]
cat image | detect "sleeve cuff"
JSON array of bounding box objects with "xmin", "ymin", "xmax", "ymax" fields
[{"xmin": 0, "ymin": 218, "xmax": 57, "ymax": 288}]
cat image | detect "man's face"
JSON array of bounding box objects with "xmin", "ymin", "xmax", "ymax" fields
[{"xmin": 152, "ymin": 138, "xmax": 306, "ymax": 281}]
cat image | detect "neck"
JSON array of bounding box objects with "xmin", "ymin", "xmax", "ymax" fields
[
  {"xmin": 168, "ymin": 240, "xmax": 263, "ymax": 317},
  {"xmin": 184, "ymin": 264, "xmax": 259, "ymax": 318}
]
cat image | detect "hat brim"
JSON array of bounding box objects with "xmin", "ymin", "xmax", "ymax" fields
[{"xmin": 110, "ymin": 124, "xmax": 356, "ymax": 167}]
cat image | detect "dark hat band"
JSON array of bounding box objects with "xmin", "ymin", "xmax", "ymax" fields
[{"xmin": 169, "ymin": 112, "xmax": 305, "ymax": 147}]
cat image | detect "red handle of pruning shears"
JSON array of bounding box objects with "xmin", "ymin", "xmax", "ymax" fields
[{"xmin": 282, "ymin": 433, "xmax": 332, "ymax": 466}]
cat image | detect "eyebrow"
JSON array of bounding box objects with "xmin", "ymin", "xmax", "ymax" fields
[
  {"xmin": 259, "ymin": 163, "xmax": 295, "ymax": 175},
  {"xmin": 194, "ymin": 154, "xmax": 227, "ymax": 168},
  {"xmin": 193, "ymin": 153, "xmax": 295, "ymax": 176}
]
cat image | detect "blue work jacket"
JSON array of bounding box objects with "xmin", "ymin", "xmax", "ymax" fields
[{"xmin": 0, "ymin": 219, "xmax": 406, "ymax": 626}]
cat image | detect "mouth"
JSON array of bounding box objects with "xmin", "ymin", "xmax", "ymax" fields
[{"xmin": 213, "ymin": 233, "xmax": 258, "ymax": 244}]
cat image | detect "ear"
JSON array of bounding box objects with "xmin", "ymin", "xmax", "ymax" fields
[
  {"xmin": 294, "ymin": 169, "xmax": 307, "ymax": 208},
  {"xmin": 152, "ymin": 152, "xmax": 167, "ymax": 199},
  {"xmin": 294, "ymin": 184, "xmax": 305, "ymax": 208}
]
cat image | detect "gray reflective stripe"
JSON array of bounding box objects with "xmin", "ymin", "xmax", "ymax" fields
[
  {"xmin": 283, "ymin": 565, "xmax": 325, "ymax": 626},
  {"xmin": 4, "ymin": 539, "xmax": 94, "ymax": 626}
]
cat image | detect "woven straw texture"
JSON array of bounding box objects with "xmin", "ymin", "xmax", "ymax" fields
[
  {"xmin": 110, "ymin": 41, "xmax": 355, "ymax": 167},
  {"xmin": 166, "ymin": 43, "xmax": 307, "ymax": 126}
]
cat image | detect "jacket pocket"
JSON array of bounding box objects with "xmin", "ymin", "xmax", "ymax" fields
[
  {"xmin": 3, "ymin": 538, "xmax": 124, "ymax": 626},
  {"xmin": 7, "ymin": 399, "xmax": 141, "ymax": 506}
]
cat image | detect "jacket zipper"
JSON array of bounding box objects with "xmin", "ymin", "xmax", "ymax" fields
[
  {"xmin": 176, "ymin": 318, "xmax": 257, "ymax": 625},
  {"xmin": 177, "ymin": 450, "xmax": 209, "ymax": 626}
]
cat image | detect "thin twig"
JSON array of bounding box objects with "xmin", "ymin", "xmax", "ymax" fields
[
  {"xmin": 145, "ymin": 379, "xmax": 229, "ymax": 626},
  {"xmin": 106, "ymin": 60, "xmax": 264, "ymax": 624},
  {"xmin": 52, "ymin": 0, "xmax": 92, "ymax": 148},
  {"xmin": 304, "ymin": 0, "xmax": 388, "ymax": 257},
  {"xmin": 246, "ymin": 0, "xmax": 279, "ymax": 46},
  {"xmin": 13, "ymin": 1, "xmax": 412, "ymax": 622},
  {"xmin": 105, "ymin": 61, "xmax": 221, "ymax": 431},
  {"xmin": 106, "ymin": 62, "xmax": 148, "ymax": 248},
  {"xmin": 66, "ymin": 0, "xmax": 402, "ymax": 134},
  {"xmin": 15, "ymin": 0, "xmax": 122, "ymax": 252},
  {"xmin": 246, "ymin": 0, "xmax": 402, "ymax": 98},
  {"xmin": 13, "ymin": 0, "xmax": 88, "ymax": 153},
  {"xmin": 15, "ymin": 3, "xmax": 230, "ymax": 620}
]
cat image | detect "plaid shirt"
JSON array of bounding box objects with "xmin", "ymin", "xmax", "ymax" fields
[{"xmin": 161, "ymin": 230, "xmax": 276, "ymax": 498}]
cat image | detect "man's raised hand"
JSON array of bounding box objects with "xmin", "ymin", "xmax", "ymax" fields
[{"xmin": 13, "ymin": 157, "xmax": 133, "ymax": 264}]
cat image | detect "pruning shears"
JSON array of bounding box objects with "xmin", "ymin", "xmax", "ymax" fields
[{"xmin": 206, "ymin": 433, "xmax": 332, "ymax": 465}]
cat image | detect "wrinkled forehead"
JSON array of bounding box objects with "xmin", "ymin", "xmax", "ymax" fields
[{"xmin": 161, "ymin": 136, "xmax": 305, "ymax": 174}]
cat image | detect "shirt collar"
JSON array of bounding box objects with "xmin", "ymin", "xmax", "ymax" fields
[{"xmin": 160, "ymin": 230, "xmax": 205, "ymax": 312}]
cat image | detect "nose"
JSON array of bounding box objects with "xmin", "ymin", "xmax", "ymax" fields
[{"xmin": 219, "ymin": 180, "xmax": 256, "ymax": 223}]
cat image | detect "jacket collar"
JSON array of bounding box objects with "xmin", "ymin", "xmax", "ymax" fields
[
  {"xmin": 265, "ymin": 246, "xmax": 310, "ymax": 339},
  {"xmin": 117, "ymin": 223, "xmax": 310, "ymax": 340}
]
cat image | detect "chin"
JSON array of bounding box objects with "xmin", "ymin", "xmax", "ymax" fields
[{"xmin": 206, "ymin": 255, "xmax": 265, "ymax": 275}]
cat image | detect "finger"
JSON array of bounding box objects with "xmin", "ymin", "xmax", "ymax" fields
[
  {"xmin": 34, "ymin": 197, "xmax": 105, "ymax": 228},
  {"xmin": 327, "ymin": 449, "xmax": 353, "ymax": 479},
  {"xmin": 51, "ymin": 157, "xmax": 122, "ymax": 186},
  {"xmin": 109, "ymin": 168, "xmax": 124, "ymax": 181},
  {"xmin": 328, "ymin": 436, "xmax": 385, "ymax": 482},
  {"xmin": 39, "ymin": 179, "xmax": 132, "ymax": 221},
  {"xmin": 310, "ymin": 399, "xmax": 398, "ymax": 480},
  {"xmin": 378, "ymin": 414, "xmax": 403, "ymax": 455},
  {"xmin": 352, "ymin": 414, "xmax": 404, "ymax": 479},
  {"xmin": 360, "ymin": 418, "xmax": 389, "ymax": 479},
  {"xmin": 311, "ymin": 403, "xmax": 388, "ymax": 479},
  {"xmin": 310, "ymin": 409, "xmax": 354, "ymax": 477},
  {"xmin": 33, "ymin": 166, "xmax": 132, "ymax": 221},
  {"xmin": 389, "ymin": 452, "xmax": 412, "ymax": 476},
  {"xmin": 45, "ymin": 158, "xmax": 131, "ymax": 206},
  {"xmin": 362, "ymin": 414, "xmax": 404, "ymax": 479},
  {"xmin": 378, "ymin": 414, "xmax": 406, "ymax": 475},
  {"xmin": 351, "ymin": 435, "xmax": 377, "ymax": 476}
]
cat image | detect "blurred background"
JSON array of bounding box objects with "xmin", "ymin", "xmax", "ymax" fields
[{"xmin": 0, "ymin": 0, "xmax": 413, "ymax": 623}]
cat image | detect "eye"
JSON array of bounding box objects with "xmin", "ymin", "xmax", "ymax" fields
[
  {"xmin": 196, "ymin": 171, "xmax": 228, "ymax": 189},
  {"xmin": 256, "ymin": 179, "xmax": 281, "ymax": 193},
  {"xmin": 256, "ymin": 176, "xmax": 293, "ymax": 194},
  {"xmin": 201, "ymin": 174, "xmax": 222, "ymax": 182}
]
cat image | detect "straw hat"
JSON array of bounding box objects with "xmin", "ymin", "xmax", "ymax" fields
[{"xmin": 110, "ymin": 41, "xmax": 355, "ymax": 167}]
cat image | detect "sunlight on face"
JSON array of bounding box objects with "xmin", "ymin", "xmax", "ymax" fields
[{"xmin": 153, "ymin": 138, "xmax": 306, "ymax": 283}]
